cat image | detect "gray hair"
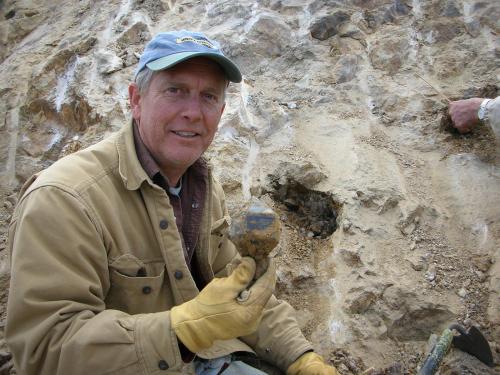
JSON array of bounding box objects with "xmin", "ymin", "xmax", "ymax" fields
[
  {"xmin": 134, "ymin": 66, "xmax": 228, "ymax": 100},
  {"xmin": 135, "ymin": 67, "xmax": 156, "ymax": 94}
]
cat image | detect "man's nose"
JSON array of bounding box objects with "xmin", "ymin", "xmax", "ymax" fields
[{"xmin": 181, "ymin": 95, "xmax": 203, "ymax": 121}]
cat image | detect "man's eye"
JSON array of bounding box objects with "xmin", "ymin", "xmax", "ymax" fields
[
  {"xmin": 204, "ymin": 93, "xmax": 218, "ymax": 102},
  {"xmin": 166, "ymin": 87, "xmax": 180, "ymax": 94}
]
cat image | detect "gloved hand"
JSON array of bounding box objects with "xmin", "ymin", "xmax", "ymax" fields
[
  {"xmin": 287, "ymin": 352, "xmax": 339, "ymax": 375},
  {"xmin": 170, "ymin": 257, "xmax": 276, "ymax": 353}
]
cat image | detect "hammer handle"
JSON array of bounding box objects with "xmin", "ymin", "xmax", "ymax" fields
[{"xmin": 418, "ymin": 328, "xmax": 454, "ymax": 375}]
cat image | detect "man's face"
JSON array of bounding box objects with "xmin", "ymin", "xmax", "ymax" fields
[{"xmin": 129, "ymin": 57, "xmax": 226, "ymax": 180}]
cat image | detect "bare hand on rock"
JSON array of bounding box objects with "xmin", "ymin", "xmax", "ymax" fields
[{"xmin": 448, "ymin": 98, "xmax": 483, "ymax": 133}]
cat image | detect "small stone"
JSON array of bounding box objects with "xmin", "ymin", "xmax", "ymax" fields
[
  {"xmin": 249, "ymin": 184, "xmax": 261, "ymax": 197},
  {"xmin": 338, "ymin": 363, "xmax": 349, "ymax": 372},
  {"xmin": 287, "ymin": 102, "xmax": 297, "ymax": 109},
  {"xmin": 342, "ymin": 219, "xmax": 352, "ymax": 232},
  {"xmin": 472, "ymin": 255, "xmax": 492, "ymax": 272},
  {"xmin": 124, "ymin": 52, "xmax": 139, "ymax": 67},
  {"xmin": 409, "ymin": 258, "xmax": 424, "ymax": 271},
  {"xmin": 409, "ymin": 241, "xmax": 416, "ymax": 251},
  {"xmin": 347, "ymin": 290, "xmax": 377, "ymax": 314},
  {"xmin": 425, "ymin": 265, "xmax": 436, "ymax": 281},
  {"xmin": 458, "ymin": 288, "xmax": 467, "ymax": 298},
  {"xmin": 310, "ymin": 11, "xmax": 351, "ymax": 40},
  {"xmin": 228, "ymin": 198, "xmax": 280, "ymax": 279},
  {"xmin": 474, "ymin": 270, "xmax": 487, "ymax": 282},
  {"xmin": 338, "ymin": 248, "xmax": 362, "ymax": 267},
  {"xmin": 96, "ymin": 50, "xmax": 123, "ymax": 74},
  {"xmin": 401, "ymin": 222, "xmax": 415, "ymax": 236}
]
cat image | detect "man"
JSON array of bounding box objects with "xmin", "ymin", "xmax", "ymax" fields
[
  {"xmin": 449, "ymin": 96, "xmax": 500, "ymax": 139},
  {"xmin": 6, "ymin": 30, "xmax": 338, "ymax": 375}
]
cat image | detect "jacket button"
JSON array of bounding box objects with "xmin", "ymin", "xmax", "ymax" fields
[
  {"xmin": 174, "ymin": 270, "xmax": 183, "ymax": 279},
  {"xmin": 159, "ymin": 219, "xmax": 168, "ymax": 230},
  {"xmin": 142, "ymin": 286, "xmax": 152, "ymax": 294},
  {"xmin": 158, "ymin": 359, "xmax": 169, "ymax": 370}
]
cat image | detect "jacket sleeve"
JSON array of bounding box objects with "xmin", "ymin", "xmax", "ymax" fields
[
  {"xmin": 6, "ymin": 185, "xmax": 184, "ymax": 375},
  {"xmin": 241, "ymin": 296, "xmax": 314, "ymax": 371},
  {"xmin": 485, "ymin": 96, "xmax": 500, "ymax": 140}
]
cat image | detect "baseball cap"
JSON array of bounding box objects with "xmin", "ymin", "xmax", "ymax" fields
[{"xmin": 135, "ymin": 30, "xmax": 242, "ymax": 83}]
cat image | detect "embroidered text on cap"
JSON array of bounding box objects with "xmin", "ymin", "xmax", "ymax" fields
[{"xmin": 176, "ymin": 37, "xmax": 216, "ymax": 49}]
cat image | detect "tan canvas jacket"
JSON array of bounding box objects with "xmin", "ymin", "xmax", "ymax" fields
[{"xmin": 6, "ymin": 121, "xmax": 312, "ymax": 375}]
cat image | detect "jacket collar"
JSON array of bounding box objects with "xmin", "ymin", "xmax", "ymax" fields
[{"xmin": 116, "ymin": 120, "xmax": 150, "ymax": 190}]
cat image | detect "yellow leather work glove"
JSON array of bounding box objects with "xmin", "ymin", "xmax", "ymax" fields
[
  {"xmin": 287, "ymin": 352, "xmax": 339, "ymax": 375},
  {"xmin": 170, "ymin": 257, "xmax": 276, "ymax": 353}
]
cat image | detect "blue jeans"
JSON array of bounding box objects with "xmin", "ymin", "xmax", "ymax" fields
[{"xmin": 194, "ymin": 355, "xmax": 268, "ymax": 375}]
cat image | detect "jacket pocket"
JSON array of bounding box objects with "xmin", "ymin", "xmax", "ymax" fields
[{"xmin": 106, "ymin": 255, "xmax": 169, "ymax": 314}]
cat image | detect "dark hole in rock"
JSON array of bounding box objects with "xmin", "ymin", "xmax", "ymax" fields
[
  {"xmin": 0, "ymin": 351, "xmax": 12, "ymax": 367},
  {"xmin": 270, "ymin": 178, "xmax": 339, "ymax": 238},
  {"xmin": 5, "ymin": 9, "xmax": 15, "ymax": 19},
  {"xmin": 439, "ymin": 107, "xmax": 457, "ymax": 134}
]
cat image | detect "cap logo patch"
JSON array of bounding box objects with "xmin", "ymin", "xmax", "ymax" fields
[{"xmin": 176, "ymin": 37, "xmax": 216, "ymax": 49}]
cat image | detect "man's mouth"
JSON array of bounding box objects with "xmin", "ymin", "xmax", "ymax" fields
[{"xmin": 173, "ymin": 131, "xmax": 198, "ymax": 138}]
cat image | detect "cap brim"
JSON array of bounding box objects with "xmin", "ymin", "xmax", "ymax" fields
[{"xmin": 146, "ymin": 51, "xmax": 242, "ymax": 83}]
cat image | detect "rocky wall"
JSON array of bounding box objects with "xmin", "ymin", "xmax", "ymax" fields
[{"xmin": 0, "ymin": 0, "xmax": 499, "ymax": 373}]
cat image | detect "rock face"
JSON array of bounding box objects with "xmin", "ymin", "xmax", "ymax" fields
[
  {"xmin": 0, "ymin": 0, "xmax": 499, "ymax": 374},
  {"xmin": 310, "ymin": 11, "xmax": 351, "ymax": 40}
]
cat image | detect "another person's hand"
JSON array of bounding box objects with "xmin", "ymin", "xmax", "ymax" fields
[
  {"xmin": 448, "ymin": 98, "xmax": 483, "ymax": 133},
  {"xmin": 170, "ymin": 257, "xmax": 276, "ymax": 352},
  {"xmin": 287, "ymin": 352, "xmax": 339, "ymax": 375}
]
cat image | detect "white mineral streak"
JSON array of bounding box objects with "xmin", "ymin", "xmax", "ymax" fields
[
  {"xmin": 103, "ymin": 0, "xmax": 132, "ymax": 42},
  {"xmin": 54, "ymin": 57, "xmax": 79, "ymax": 112},
  {"xmin": 411, "ymin": 0, "xmax": 424, "ymax": 20},
  {"xmin": 472, "ymin": 221, "xmax": 489, "ymax": 249},
  {"xmin": 329, "ymin": 320, "xmax": 348, "ymax": 345},
  {"xmin": 239, "ymin": 79, "xmax": 260, "ymax": 200},
  {"xmin": 47, "ymin": 128, "xmax": 63, "ymax": 150},
  {"xmin": 463, "ymin": 1, "xmax": 475, "ymax": 23}
]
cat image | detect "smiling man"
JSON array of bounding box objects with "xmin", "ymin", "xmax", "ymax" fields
[
  {"xmin": 6, "ymin": 31, "xmax": 338, "ymax": 375},
  {"xmin": 129, "ymin": 56, "xmax": 227, "ymax": 186}
]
